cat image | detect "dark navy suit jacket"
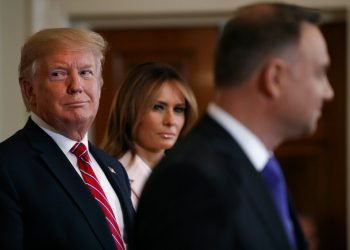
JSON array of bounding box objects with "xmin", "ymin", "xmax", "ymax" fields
[
  {"xmin": 0, "ymin": 118, "xmax": 134, "ymax": 250},
  {"xmin": 131, "ymin": 114, "xmax": 307, "ymax": 250}
]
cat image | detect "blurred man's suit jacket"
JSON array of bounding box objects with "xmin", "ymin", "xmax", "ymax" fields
[{"xmin": 131, "ymin": 114, "xmax": 307, "ymax": 250}]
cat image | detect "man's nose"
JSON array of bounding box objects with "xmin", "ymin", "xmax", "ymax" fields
[
  {"xmin": 324, "ymin": 79, "xmax": 334, "ymax": 101},
  {"xmin": 67, "ymin": 72, "xmax": 83, "ymax": 95}
]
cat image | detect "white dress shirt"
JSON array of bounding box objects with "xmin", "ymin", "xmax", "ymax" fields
[
  {"xmin": 30, "ymin": 113, "xmax": 125, "ymax": 241},
  {"xmin": 119, "ymin": 151, "xmax": 151, "ymax": 209}
]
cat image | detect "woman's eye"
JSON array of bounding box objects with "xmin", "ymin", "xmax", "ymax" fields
[
  {"xmin": 152, "ymin": 104, "xmax": 164, "ymax": 111},
  {"xmin": 174, "ymin": 106, "xmax": 186, "ymax": 114},
  {"xmin": 49, "ymin": 70, "xmax": 67, "ymax": 81}
]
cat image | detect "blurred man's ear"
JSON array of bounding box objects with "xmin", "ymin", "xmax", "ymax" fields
[{"xmin": 260, "ymin": 58, "xmax": 288, "ymax": 99}]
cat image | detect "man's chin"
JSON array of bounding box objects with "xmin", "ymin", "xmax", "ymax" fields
[
  {"xmin": 299, "ymin": 122, "xmax": 318, "ymax": 138},
  {"xmin": 287, "ymin": 122, "xmax": 318, "ymax": 141}
]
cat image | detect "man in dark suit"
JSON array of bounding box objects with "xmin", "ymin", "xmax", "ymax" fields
[
  {"xmin": 0, "ymin": 28, "xmax": 134, "ymax": 249},
  {"xmin": 131, "ymin": 3, "xmax": 333, "ymax": 250}
]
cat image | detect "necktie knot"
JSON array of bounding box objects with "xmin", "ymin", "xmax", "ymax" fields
[{"xmin": 70, "ymin": 142, "xmax": 90, "ymax": 163}]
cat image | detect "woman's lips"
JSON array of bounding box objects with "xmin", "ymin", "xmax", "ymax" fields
[{"xmin": 159, "ymin": 133, "xmax": 176, "ymax": 139}]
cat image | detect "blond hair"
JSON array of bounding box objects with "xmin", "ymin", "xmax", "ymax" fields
[
  {"xmin": 18, "ymin": 28, "xmax": 108, "ymax": 109},
  {"xmin": 19, "ymin": 28, "xmax": 107, "ymax": 81}
]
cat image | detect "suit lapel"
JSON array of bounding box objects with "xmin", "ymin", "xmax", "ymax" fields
[{"xmin": 24, "ymin": 119, "xmax": 116, "ymax": 250}]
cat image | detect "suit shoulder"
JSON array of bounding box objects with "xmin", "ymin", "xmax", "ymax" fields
[
  {"xmin": 0, "ymin": 129, "xmax": 27, "ymax": 154},
  {"xmin": 166, "ymin": 117, "xmax": 237, "ymax": 164}
]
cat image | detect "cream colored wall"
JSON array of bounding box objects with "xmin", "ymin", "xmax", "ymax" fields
[
  {"xmin": 1, "ymin": 3, "xmax": 350, "ymax": 248},
  {"xmin": 60, "ymin": 0, "xmax": 348, "ymax": 15},
  {"xmin": 0, "ymin": 0, "xmax": 28, "ymax": 142}
]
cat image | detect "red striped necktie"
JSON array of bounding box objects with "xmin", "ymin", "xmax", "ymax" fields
[{"xmin": 70, "ymin": 142, "xmax": 124, "ymax": 250}]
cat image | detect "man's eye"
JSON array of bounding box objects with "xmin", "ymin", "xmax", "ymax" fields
[
  {"xmin": 49, "ymin": 70, "xmax": 67, "ymax": 81},
  {"xmin": 80, "ymin": 70, "xmax": 94, "ymax": 79}
]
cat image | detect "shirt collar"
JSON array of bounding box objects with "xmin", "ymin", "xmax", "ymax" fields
[
  {"xmin": 207, "ymin": 102, "xmax": 270, "ymax": 171},
  {"xmin": 30, "ymin": 112, "xmax": 90, "ymax": 154}
]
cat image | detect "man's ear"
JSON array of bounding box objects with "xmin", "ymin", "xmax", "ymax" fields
[
  {"xmin": 20, "ymin": 79, "xmax": 35, "ymax": 110},
  {"xmin": 260, "ymin": 58, "xmax": 287, "ymax": 99}
]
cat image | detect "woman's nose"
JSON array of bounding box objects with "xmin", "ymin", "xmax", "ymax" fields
[{"xmin": 163, "ymin": 110, "xmax": 175, "ymax": 125}]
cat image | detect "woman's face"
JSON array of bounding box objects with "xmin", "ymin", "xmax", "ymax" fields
[{"xmin": 135, "ymin": 81, "xmax": 186, "ymax": 154}]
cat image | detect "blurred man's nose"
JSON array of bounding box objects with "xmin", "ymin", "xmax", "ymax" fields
[{"xmin": 324, "ymin": 79, "xmax": 334, "ymax": 101}]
